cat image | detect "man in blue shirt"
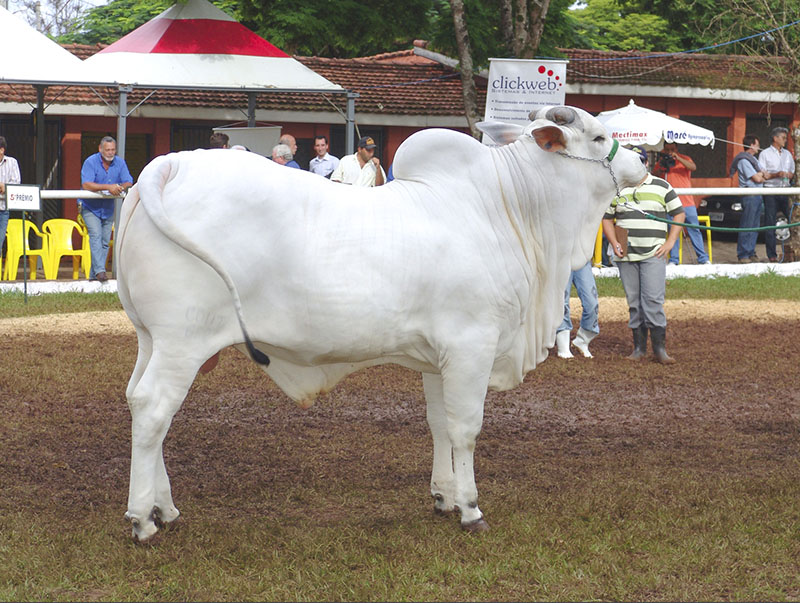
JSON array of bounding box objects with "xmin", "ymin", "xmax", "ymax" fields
[
  {"xmin": 729, "ymin": 134, "xmax": 766, "ymax": 263},
  {"xmin": 80, "ymin": 136, "xmax": 133, "ymax": 282}
]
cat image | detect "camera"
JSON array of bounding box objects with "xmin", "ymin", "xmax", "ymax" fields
[{"xmin": 657, "ymin": 152, "xmax": 676, "ymax": 170}]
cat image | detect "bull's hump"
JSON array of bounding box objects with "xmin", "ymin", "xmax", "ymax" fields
[{"xmin": 392, "ymin": 128, "xmax": 488, "ymax": 183}]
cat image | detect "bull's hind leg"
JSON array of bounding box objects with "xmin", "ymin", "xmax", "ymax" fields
[
  {"xmin": 125, "ymin": 349, "xmax": 197, "ymax": 541},
  {"xmin": 423, "ymin": 372, "xmax": 457, "ymax": 515}
]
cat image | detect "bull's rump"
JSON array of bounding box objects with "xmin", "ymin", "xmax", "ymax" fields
[{"xmin": 119, "ymin": 150, "xmax": 524, "ymax": 367}]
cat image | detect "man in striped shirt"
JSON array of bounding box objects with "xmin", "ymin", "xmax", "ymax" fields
[
  {"xmin": 602, "ymin": 147, "xmax": 685, "ymax": 364},
  {"xmin": 0, "ymin": 136, "xmax": 22, "ymax": 255}
]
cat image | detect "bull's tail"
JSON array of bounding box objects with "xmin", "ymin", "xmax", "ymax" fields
[{"xmin": 134, "ymin": 153, "xmax": 269, "ymax": 367}]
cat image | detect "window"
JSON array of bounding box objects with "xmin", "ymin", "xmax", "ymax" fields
[
  {"xmin": 678, "ymin": 116, "xmax": 731, "ymax": 178},
  {"xmin": 1, "ymin": 116, "xmax": 62, "ymax": 220},
  {"xmin": 81, "ymin": 132, "xmax": 151, "ymax": 183},
  {"xmin": 329, "ymin": 125, "xmax": 385, "ymax": 160},
  {"xmin": 745, "ymin": 114, "xmax": 791, "ymax": 151}
]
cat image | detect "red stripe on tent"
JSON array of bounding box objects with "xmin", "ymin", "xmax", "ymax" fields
[
  {"xmin": 100, "ymin": 17, "xmax": 172, "ymax": 53},
  {"xmin": 101, "ymin": 19, "xmax": 288, "ymax": 57}
]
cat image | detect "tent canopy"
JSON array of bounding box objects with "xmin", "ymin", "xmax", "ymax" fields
[
  {"xmin": 0, "ymin": 5, "xmax": 108, "ymax": 86},
  {"xmin": 80, "ymin": 0, "xmax": 344, "ymax": 92},
  {"xmin": 596, "ymin": 99, "xmax": 716, "ymax": 151}
]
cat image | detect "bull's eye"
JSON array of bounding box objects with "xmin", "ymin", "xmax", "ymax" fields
[{"xmin": 593, "ymin": 135, "xmax": 605, "ymax": 143}]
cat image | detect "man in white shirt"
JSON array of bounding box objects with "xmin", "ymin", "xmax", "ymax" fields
[
  {"xmin": 0, "ymin": 136, "xmax": 21, "ymax": 253},
  {"xmin": 331, "ymin": 136, "xmax": 386, "ymax": 187},
  {"xmin": 758, "ymin": 126, "xmax": 794, "ymax": 261},
  {"xmin": 308, "ymin": 135, "xmax": 339, "ymax": 178}
]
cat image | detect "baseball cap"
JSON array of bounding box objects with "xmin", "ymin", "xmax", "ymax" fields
[
  {"xmin": 630, "ymin": 145, "xmax": 648, "ymax": 164},
  {"xmin": 358, "ymin": 136, "xmax": 377, "ymax": 149}
]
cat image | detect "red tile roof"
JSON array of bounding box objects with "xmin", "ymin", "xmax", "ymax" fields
[
  {"xmin": 0, "ymin": 45, "xmax": 793, "ymax": 117},
  {"xmin": 563, "ymin": 48, "xmax": 793, "ymax": 92}
]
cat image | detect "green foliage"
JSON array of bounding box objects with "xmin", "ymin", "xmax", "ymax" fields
[
  {"xmin": 426, "ymin": 0, "xmax": 590, "ymax": 66},
  {"xmin": 570, "ymin": 0, "xmax": 685, "ymax": 52},
  {"xmin": 58, "ymin": 0, "xmax": 242, "ymax": 45},
  {"xmin": 234, "ymin": 0, "xmax": 435, "ymax": 57}
]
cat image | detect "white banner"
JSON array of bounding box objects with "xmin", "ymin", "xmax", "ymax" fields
[
  {"xmin": 6, "ymin": 185, "xmax": 41, "ymax": 211},
  {"xmin": 483, "ymin": 58, "xmax": 568, "ymax": 128}
]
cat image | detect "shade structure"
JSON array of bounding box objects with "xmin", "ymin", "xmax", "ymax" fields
[
  {"xmin": 0, "ymin": 5, "xmax": 107, "ymax": 86},
  {"xmin": 596, "ymin": 99, "xmax": 715, "ymax": 151},
  {"xmin": 80, "ymin": 0, "xmax": 343, "ymax": 92}
]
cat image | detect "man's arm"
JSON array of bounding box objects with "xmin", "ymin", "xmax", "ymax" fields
[
  {"xmin": 82, "ymin": 181, "xmax": 129, "ymax": 196},
  {"xmin": 372, "ymin": 158, "xmax": 384, "ymax": 186},
  {"xmin": 674, "ymin": 153, "xmax": 696, "ymax": 171}
]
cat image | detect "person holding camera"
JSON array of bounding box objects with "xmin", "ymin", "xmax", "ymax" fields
[{"xmin": 652, "ymin": 142, "xmax": 709, "ymax": 265}]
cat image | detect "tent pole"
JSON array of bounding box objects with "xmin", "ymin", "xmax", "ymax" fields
[
  {"xmin": 112, "ymin": 85, "xmax": 131, "ymax": 279},
  {"xmin": 346, "ymin": 91, "xmax": 357, "ymax": 155},
  {"xmin": 248, "ymin": 93, "xmax": 257, "ymax": 127}
]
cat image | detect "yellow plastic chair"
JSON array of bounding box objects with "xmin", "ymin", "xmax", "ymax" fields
[
  {"xmin": 677, "ymin": 215, "xmax": 713, "ymax": 264},
  {"xmin": 2, "ymin": 218, "xmax": 51, "ymax": 280},
  {"xmin": 43, "ymin": 218, "xmax": 91, "ymax": 280}
]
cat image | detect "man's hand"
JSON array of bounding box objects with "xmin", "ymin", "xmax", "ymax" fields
[{"xmin": 0, "ymin": 183, "xmax": 5, "ymax": 195}]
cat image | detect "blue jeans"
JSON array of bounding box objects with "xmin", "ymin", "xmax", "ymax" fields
[
  {"xmin": 81, "ymin": 208, "xmax": 113, "ymax": 279},
  {"xmin": 736, "ymin": 195, "xmax": 762, "ymax": 260},
  {"xmin": 0, "ymin": 209, "xmax": 8, "ymax": 257},
  {"xmin": 764, "ymin": 194, "xmax": 790, "ymax": 260},
  {"xmin": 669, "ymin": 205, "xmax": 709, "ymax": 264},
  {"xmin": 558, "ymin": 260, "xmax": 599, "ymax": 334}
]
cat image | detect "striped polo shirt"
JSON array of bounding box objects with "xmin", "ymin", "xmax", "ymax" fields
[{"xmin": 604, "ymin": 173, "xmax": 685, "ymax": 262}]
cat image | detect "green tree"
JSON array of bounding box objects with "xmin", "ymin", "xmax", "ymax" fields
[
  {"xmin": 60, "ymin": 0, "xmax": 241, "ymax": 45},
  {"xmin": 570, "ymin": 0, "xmax": 684, "ymax": 52},
  {"xmin": 426, "ymin": 0, "xmax": 588, "ymax": 66}
]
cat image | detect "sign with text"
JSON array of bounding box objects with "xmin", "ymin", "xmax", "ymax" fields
[
  {"xmin": 6, "ymin": 185, "xmax": 41, "ymax": 211},
  {"xmin": 483, "ymin": 58, "xmax": 568, "ymax": 131}
]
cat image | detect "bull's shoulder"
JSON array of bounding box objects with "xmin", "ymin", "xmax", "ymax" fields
[{"xmin": 391, "ymin": 128, "xmax": 488, "ymax": 183}]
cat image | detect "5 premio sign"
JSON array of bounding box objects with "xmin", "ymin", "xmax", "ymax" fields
[{"xmin": 483, "ymin": 58, "xmax": 568, "ymax": 131}]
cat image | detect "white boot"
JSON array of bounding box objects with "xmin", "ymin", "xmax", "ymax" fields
[
  {"xmin": 572, "ymin": 327, "xmax": 598, "ymax": 358},
  {"xmin": 556, "ymin": 330, "xmax": 573, "ymax": 358}
]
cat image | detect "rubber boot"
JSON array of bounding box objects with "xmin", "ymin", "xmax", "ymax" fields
[
  {"xmin": 556, "ymin": 330, "xmax": 573, "ymax": 358},
  {"xmin": 572, "ymin": 327, "xmax": 598, "ymax": 358},
  {"xmin": 650, "ymin": 326, "xmax": 676, "ymax": 364},
  {"xmin": 626, "ymin": 325, "xmax": 647, "ymax": 361}
]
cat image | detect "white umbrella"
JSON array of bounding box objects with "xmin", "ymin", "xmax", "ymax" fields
[{"xmin": 596, "ymin": 99, "xmax": 715, "ymax": 150}]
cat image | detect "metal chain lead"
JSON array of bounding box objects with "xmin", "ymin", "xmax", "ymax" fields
[{"xmin": 557, "ymin": 151, "xmax": 622, "ymax": 197}]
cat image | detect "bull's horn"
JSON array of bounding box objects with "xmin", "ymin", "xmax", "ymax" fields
[{"xmin": 539, "ymin": 107, "xmax": 584, "ymax": 131}]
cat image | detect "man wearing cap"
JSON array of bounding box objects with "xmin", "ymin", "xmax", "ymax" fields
[
  {"xmin": 758, "ymin": 126, "xmax": 794, "ymax": 262},
  {"xmin": 331, "ymin": 136, "xmax": 386, "ymax": 187}
]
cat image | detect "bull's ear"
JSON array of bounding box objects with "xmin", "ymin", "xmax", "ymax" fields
[
  {"xmin": 531, "ymin": 125, "xmax": 567, "ymax": 152},
  {"xmin": 476, "ymin": 120, "xmax": 524, "ymax": 145}
]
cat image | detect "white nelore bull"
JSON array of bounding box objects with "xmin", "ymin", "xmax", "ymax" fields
[{"xmin": 116, "ymin": 105, "xmax": 645, "ymax": 541}]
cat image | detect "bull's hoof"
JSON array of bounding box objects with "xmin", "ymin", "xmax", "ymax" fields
[
  {"xmin": 433, "ymin": 506, "xmax": 456, "ymax": 518},
  {"xmin": 154, "ymin": 513, "xmax": 182, "ymax": 532},
  {"xmin": 126, "ymin": 512, "xmax": 159, "ymax": 543},
  {"xmin": 461, "ymin": 516, "xmax": 490, "ymax": 533}
]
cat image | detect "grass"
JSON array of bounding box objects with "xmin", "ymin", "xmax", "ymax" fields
[
  {"xmin": 1, "ymin": 273, "xmax": 799, "ymax": 321},
  {"xmin": 2, "ymin": 275, "xmax": 800, "ymax": 601},
  {"xmin": 0, "ymin": 291, "xmax": 122, "ymax": 319}
]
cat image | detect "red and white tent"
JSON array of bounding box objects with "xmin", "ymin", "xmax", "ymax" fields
[{"xmin": 81, "ymin": 0, "xmax": 343, "ymax": 92}]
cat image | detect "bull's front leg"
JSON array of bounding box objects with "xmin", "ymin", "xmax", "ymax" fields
[{"xmin": 431, "ymin": 351, "xmax": 492, "ymax": 533}]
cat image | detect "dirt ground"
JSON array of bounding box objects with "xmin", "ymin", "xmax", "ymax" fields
[{"xmin": 2, "ymin": 300, "xmax": 799, "ymax": 525}]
